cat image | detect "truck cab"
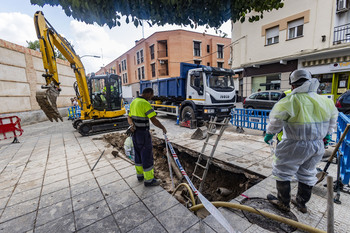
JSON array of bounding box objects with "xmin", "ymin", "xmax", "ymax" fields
[{"xmin": 182, "ymin": 66, "xmax": 235, "ymax": 122}]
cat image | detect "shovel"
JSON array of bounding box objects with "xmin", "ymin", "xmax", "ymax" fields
[{"xmin": 316, "ymin": 124, "xmax": 350, "ymax": 184}]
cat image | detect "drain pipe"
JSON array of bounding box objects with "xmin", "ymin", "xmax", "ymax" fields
[
  {"xmin": 190, "ymin": 202, "xmax": 326, "ymax": 233},
  {"xmin": 216, "ymin": 187, "xmax": 233, "ymax": 197}
]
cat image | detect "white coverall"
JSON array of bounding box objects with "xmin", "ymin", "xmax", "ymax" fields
[{"xmin": 267, "ymin": 78, "xmax": 338, "ymax": 186}]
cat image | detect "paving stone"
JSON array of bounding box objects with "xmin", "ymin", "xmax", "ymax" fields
[
  {"xmin": 0, "ymin": 179, "xmax": 17, "ymax": 190},
  {"xmin": 0, "ymin": 187, "xmax": 13, "ymax": 199},
  {"xmin": 111, "ymin": 160, "xmax": 133, "ymax": 170},
  {"xmin": 43, "ymin": 172, "xmax": 68, "ymax": 185},
  {"xmin": 0, "ymin": 211, "xmax": 36, "ymax": 233},
  {"xmin": 124, "ymin": 175, "xmax": 144, "ymax": 189},
  {"xmin": 72, "ymin": 188, "xmax": 104, "ymax": 211},
  {"xmin": 70, "ymin": 172, "xmax": 95, "ymax": 185},
  {"xmin": 19, "ymin": 172, "xmax": 44, "ymax": 183},
  {"xmin": 15, "ymin": 178, "xmax": 42, "ymax": 193},
  {"xmin": 156, "ymin": 203, "xmax": 199, "ymax": 233},
  {"xmin": 92, "ymin": 165, "xmax": 117, "ymax": 177},
  {"xmin": 204, "ymin": 207, "xmax": 252, "ymax": 233},
  {"xmin": 184, "ymin": 221, "xmax": 217, "ymax": 233},
  {"xmin": 246, "ymin": 157, "xmax": 273, "ymax": 177},
  {"xmin": 95, "ymin": 171, "xmax": 122, "ymax": 186},
  {"xmin": 36, "ymin": 199, "xmax": 73, "ymax": 226},
  {"xmin": 128, "ymin": 217, "xmax": 166, "ymax": 233},
  {"xmin": 0, "ymin": 198, "xmax": 8, "ymax": 210},
  {"xmin": 39, "ymin": 187, "xmax": 71, "ymax": 208},
  {"xmin": 8, "ymin": 187, "xmax": 41, "ymax": 206},
  {"xmin": 114, "ymin": 201, "xmax": 153, "ymax": 232},
  {"xmin": 244, "ymin": 223, "xmax": 274, "ymax": 233},
  {"xmin": 0, "ymin": 198, "xmax": 39, "ymax": 223},
  {"xmin": 42, "ymin": 179, "xmax": 69, "ymax": 195},
  {"xmin": 132, "ymin": 183, "xmax": 163, "ymax": 200},
  {"xmin": 68, "ymin": 165, "xmax": 91, "ymax": 177},
  {"xmin": 34, "ymin": 213, "xmax": 75, "ymax": 233},
  {"xmin": 316, "ymin": 214, "xmax": 349, "ymax": 233},
  {"xmin": 46, "ymin": 159, "xmax": 67, "ymax": 170},
  {"xmin": 76, "ymin": 215, "xmax": 120, "ymax": 233},
  {"xmin": 100, "ymin": 179, "xmax": 130, "ymax": 198},
  {"xmin": 71, "ymin": 179, "xmax": 99, "ymax": 197},
  {"xmin": 75, "ymin": 200, "xmax": 111, "ymax": 230},
  {"xmin": 143, "ymin": 190, "xmax": 178, "ymax": 216},
  {"xmin": 118, "ymin": 166, "xmax": 136, "ymax": 179},
  {"xmin": 106, "ymin": 189, "xmax": 139, "ymax": 214},
  {"xmin": 67, "ymin": 160, "xmax": 87, "ymax": 170}
]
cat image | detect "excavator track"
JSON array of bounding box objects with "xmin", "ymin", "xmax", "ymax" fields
[
  {"xmin": 77, "ymin": 116, "xmax": 129, "ymax": 136},
  {"xmin": 36, "ymin": 87, "xmax": 63, "ymax": 122}
]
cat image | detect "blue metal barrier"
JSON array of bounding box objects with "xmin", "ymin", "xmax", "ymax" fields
[
  {"xmin": 68, "ymin": 106, "xmax": 81, "ymax": 120},
  {"xmin": 231, "ymin": 108, "xmax": 270, "ymax": 132},
  {"xmin": 337, "ymin": 112, "xmax": 350, "ymax": 185}
]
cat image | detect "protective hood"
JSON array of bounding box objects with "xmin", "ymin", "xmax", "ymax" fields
[{"xmin": 291, "ymin": 78, "xmax": 319, "ymax": 94}]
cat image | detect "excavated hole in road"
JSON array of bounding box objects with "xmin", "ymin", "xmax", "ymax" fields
[{"xmin": 104, "ymin": 132, "xmax": 298, "ymax": 232}]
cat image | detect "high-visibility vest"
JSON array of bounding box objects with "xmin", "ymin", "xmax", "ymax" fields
[{"xmin": 128, "ymin": 97, "xmax": 156, "ymax": 128}]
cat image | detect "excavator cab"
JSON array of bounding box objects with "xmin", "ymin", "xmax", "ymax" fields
[{"xmin": 89, "ymin": 73, "xmax": 123, "ymax": 111}]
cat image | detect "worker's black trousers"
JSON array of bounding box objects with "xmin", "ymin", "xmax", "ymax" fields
[{"xmin": 132, "ymin": 128, "xmax": 154, "ymax": 171}]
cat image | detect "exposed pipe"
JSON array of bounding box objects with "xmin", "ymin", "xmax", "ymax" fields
[
  {"xmin": 216, "ymin": 187, "xmax": 233, "ymax": 197},
  {"xmin": 172, "ymin": 183, "xmax": 196, "ymax": 207},
  {"xmin": 190, "ymin": 201, "xmax": 326, "ymax": 233}
]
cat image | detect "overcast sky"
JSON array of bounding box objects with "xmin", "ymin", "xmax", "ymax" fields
[{"xmin": 1, "ymin": 0, "xmax": 231, "ymax": 74}]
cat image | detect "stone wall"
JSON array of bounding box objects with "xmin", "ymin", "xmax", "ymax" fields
[{"xmin": 0, "ymin": 39, "xmax": 76, "ymax": 125}]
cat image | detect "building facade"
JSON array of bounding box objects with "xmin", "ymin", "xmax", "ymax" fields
[
  {"xmin": 0, "ymin": 39, "xmax": 75, "ymax": 124},
  {"xmin": 96, "ymin": 30, "xmax": 231, "ymax": 101},
  {"xmin": 231, "ymin": 0, "xmax": 350, "ymax": 102}
]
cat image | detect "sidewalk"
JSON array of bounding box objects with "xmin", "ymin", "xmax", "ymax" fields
[{"xmin": 0, "ymin": 117, "xmax": 349, "ymax": 232}]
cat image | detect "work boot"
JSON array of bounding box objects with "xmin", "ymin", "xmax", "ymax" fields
[
  {"xmin": 267, "ymin": 180, "xmax": 291, "ymax": 212},
  {"xmin": 144, "ymin": 178, "xmax": 161, "ymax": 187},
  {"xmin": 291, "ymin": 182, "xmax": 313, "ymax": 213},
  {"xmin": 137, "ymin": 176, "xmax": 144, "ymax": 181}
]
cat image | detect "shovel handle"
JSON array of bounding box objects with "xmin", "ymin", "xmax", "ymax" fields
[{"xmin": 324, "ymin": 124, "xmax": 350, "ymax": 172}]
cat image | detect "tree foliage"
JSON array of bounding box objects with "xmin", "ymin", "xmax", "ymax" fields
[
  {"xmin": 30, "ymin": 0, "xmax": 284, "ymax": 29},
  {"xmin": 26, "ymin": 40, "xmax": 66, "ymax": 60}
]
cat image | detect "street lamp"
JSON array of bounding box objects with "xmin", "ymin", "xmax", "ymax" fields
[{"xmin": 80, "ymin": 55, "xmax": 101, "ymax": 59}]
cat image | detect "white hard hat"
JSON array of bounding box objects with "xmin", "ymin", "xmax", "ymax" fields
[{"xmin": 289, "ymin": 69, "xmax": 312, "ymax": 85}]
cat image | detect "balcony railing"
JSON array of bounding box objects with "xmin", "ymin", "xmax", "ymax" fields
[{"xmin": 334, "ymin": 23, "xmax": 350, "ymax": 44}]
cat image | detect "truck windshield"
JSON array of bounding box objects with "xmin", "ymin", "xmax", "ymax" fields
[{"xmin": 206, "ymin": 73, "xmax": 234, "ymax": 92}]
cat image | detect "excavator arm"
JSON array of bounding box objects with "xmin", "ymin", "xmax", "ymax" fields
[{"xmin": 34, "ymin": 11, "xmax": 91, "ymax": 122}]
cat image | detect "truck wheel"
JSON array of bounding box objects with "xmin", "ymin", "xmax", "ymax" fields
[{"xmin": 181, "ymin": 106, "xmax": 195, "ymax": 121}]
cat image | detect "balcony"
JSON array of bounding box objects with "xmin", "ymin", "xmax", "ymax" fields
[
  {"xmin": 158, "ymin": 68, "xmax": 169, "ymax": 76},
  {"xmin": 158, "ymin": 50, "xmax": 168, "ymax": 58},
  {"xmin": 333, "ymin": 23, "xmax": 350, "ymax": 44}
]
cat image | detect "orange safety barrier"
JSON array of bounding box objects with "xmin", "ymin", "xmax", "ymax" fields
[{"xmin": 0, "ymin": 116, "xmax": 23, "ymax": 143}]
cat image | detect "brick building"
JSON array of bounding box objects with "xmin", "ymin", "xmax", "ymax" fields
[{"xmin": 96, "ymin": 29, "xmax": 231, "ymax": 101}]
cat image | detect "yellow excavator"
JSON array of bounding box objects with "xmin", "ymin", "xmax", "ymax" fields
[{"xmin": 34, "ymin": 11, "xmax": 129, "ymax": 136}]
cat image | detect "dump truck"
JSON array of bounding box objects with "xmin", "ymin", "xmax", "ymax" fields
[{"xmin": 140, "ymin": 62, "xmax": 235, "ymax": 127}]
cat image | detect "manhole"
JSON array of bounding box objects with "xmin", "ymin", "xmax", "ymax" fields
[{"xmin": 241, "ymin": 198, "xmax": 298, "ymax": 232}]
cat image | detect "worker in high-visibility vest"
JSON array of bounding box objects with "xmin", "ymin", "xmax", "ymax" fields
[
  {"xmin": 276, "ymin": 89, "xmax": 292, "ymax": 143},
  {"xmin": 264, "ymin": 70, "xmax": 338, "ymax": 213},
  {"xmin": 127, "ymin": 88, "xmax": 167, "ymax": 186}
]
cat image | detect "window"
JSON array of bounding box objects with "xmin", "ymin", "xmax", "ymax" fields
[
  {"xmin": 207, "ymin": 62, "xmax": 210, "ymax": 66},
  {"xmin": 136, "ymin": 49, "xmax": 144, "ymax": 64},
  {"xmin": 256, "ymin": 92, "xmax": 269, "ymax": 100},
  {"xmin": 249, "ymin": 93, "xmax": 258, "ymax": 99},
  {"xmin": 194, "ymin": 60, "xmax": 201, "ymax": 65},
  {"xmin": 217, "ymin": 62, "xmax": 223, "ymax": 68},
  {"xmin": 121, "ymin": 60, "xmax": 127, "ymax": 71},
  {"xmin": 138, "ymin": 66, "xmax": 145, "ymax": 80},
  {"xmin": 207, "ymin": 45, "xmax": 210, "ymax": 53},
  {"xmin": 217, "ymin": 45, "xmax": 224, "ymax": 59},
  {"xmin": 151, "ymin": 63, "xmax": 155, "ymax": 77},
  {"xmin": 314, "ymin": 74, "xmax": 332, "ymax": 94},
  {"xmin": 288, "ymin": 18, "xmax": 304, "ymax": 39},
  {"xmin": 270, "ymin": 92, "xmax": 281, "ymax": 101},
  {"xmin": 337, "ymin": 0, "xmax": 348, "ymax": 11},
  {"xmin": 193, "ymin": 41, "xmax": 201, "ymax": 56},
  {"xmin": 266, "ymin": 26, "xmax": 279, "ymax": 45},
  {"xmin": 150, "ymin": 45, "xmax": 154, "ymax": 60},
  {"xmin": 119, "ymin": 64, "xmax": 121, "ymax": 73},
  {"xmin": 122, "ymin": 73, "xmax": 128, "ymax": 84}
]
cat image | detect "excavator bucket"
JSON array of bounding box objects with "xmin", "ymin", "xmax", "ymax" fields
[{"xmin": 36, "ymin": 86, "xmax": 63, "ymax": 122}]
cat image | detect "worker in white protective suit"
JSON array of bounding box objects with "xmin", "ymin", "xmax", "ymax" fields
[{"xmin": 264, "ymin": 70, "xmax": 338, "ymax": 213}]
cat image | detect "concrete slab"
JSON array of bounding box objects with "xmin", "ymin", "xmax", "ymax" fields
[
  {"xmin": 36, "ymin": 198, "xmax": 73, "ymax": 227},
  {"xmin": 0, "ymin": 211, "xmax": 36, "ymax": 233},
  {"xmin": 34, "ymin": 213, "xmax": 75, "ymax": 233},
  {"xmin": 113, "ymin": 201, "xmax": 153, "ymax": 232},
  {"xmin": 105, "ymin": 189, "xmax": 139, "ymax": 214},
  {"xmin": 76, "ymin": 215, "xmax": 120, "ymax": 233}
]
